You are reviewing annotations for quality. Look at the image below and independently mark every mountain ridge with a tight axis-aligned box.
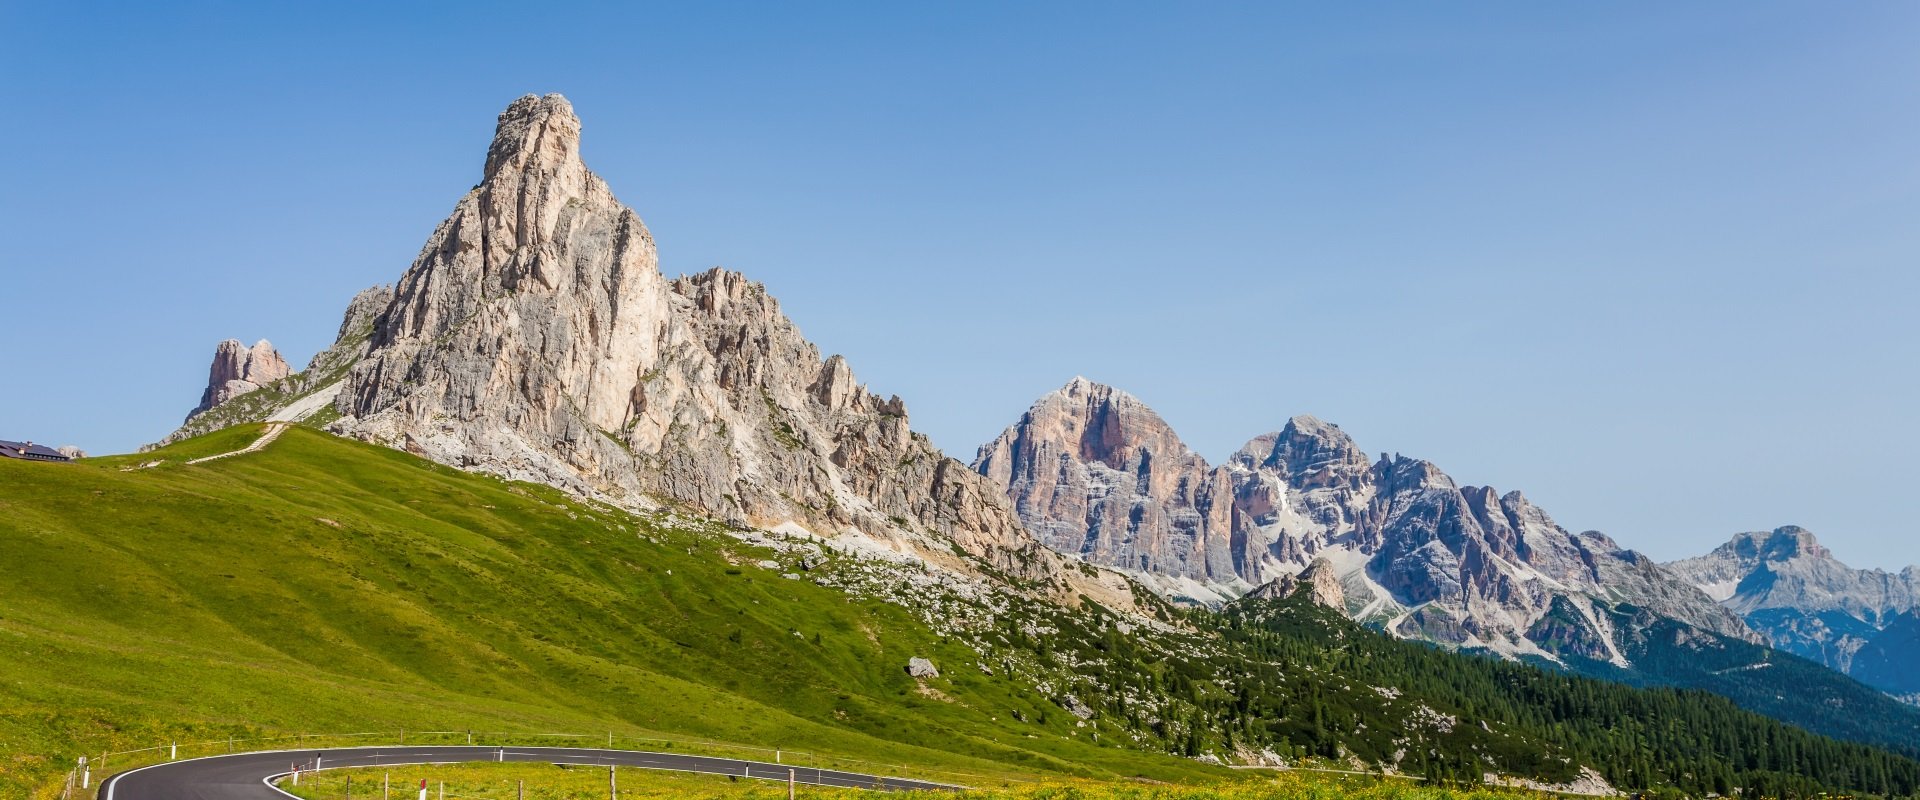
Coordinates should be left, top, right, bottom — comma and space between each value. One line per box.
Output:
974, 376, 1756, 667
1668, 526, 1920, 694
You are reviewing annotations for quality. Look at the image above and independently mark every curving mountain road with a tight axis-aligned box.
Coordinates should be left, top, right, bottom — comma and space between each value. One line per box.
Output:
99, 745, 962, 798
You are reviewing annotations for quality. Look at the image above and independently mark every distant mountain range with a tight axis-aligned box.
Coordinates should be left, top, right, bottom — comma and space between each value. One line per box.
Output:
1667, 526, 1920, 699
971, 378, 1753, 665
969, 380, 1920, 718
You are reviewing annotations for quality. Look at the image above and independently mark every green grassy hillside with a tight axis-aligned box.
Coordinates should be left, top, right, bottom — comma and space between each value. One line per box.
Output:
10, 425, 1920, 800
0, 425, 1222, 796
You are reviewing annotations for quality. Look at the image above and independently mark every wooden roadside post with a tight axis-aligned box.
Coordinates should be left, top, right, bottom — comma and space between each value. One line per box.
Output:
609, 763, 617, 799
788, 768, 797, 799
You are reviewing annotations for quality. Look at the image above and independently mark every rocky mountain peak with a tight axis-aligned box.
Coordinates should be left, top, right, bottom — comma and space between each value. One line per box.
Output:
1248, 557, 1346, 610
972, 378, 1236, 587
1234, 414, 1372, 491
979, 385, 1755, 659
1667, 527, 1920, 680
483, 93, 585, 184
188, 338, 290, 419
1060, 379, 1186, 465
974, 378, 1195, 481
1720, 526, 1832, 564
318, 95, 1109, 596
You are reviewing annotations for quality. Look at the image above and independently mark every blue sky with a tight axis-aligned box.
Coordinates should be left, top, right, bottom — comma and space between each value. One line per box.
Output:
3, 2, 1916, 566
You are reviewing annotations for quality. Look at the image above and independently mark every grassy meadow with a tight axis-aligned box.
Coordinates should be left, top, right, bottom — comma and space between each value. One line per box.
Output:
0, 425, 1223, 797
279, 761, 1538, 800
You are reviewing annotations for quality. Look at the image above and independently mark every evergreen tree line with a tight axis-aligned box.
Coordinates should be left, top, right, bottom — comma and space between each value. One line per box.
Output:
1167, 595, 1920, 799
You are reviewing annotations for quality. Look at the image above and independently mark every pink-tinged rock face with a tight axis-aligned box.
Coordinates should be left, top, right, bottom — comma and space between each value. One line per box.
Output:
975, 378, 1759, 659
189, 338, 291, 418
971, 378, 1238, 582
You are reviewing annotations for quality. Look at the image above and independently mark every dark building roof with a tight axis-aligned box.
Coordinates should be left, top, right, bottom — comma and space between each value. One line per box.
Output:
0, 440, 70, 462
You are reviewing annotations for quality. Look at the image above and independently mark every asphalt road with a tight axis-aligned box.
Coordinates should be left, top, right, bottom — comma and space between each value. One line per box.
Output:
98, 745, 963, 799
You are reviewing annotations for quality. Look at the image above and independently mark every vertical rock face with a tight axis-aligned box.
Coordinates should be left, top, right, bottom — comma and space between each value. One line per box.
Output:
1667, 527, 1920, 679
978, 378, 1755, 661
328, 94, 1059, 578
971, 378, 1238, 585
188, 339, 290, 418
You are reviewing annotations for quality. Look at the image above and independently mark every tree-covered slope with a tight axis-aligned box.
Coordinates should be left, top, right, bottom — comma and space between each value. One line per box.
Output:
1218, 593, 1920, 799
1554, 604, 1920, 759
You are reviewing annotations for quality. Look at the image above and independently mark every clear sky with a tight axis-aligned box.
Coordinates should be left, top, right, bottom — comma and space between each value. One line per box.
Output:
3, 2, 1916, 567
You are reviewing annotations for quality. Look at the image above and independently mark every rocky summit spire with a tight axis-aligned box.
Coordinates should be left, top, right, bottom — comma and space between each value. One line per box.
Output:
484, 94, 585, 183
350, 92, 663, 439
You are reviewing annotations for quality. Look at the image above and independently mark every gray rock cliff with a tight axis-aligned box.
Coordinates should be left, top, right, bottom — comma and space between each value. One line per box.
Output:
978, 378, 1756, 663
971, 378, 1238, 585
325, 94, 1087, 585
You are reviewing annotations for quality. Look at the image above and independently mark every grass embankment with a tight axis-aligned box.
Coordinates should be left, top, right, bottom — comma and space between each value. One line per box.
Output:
0, 425, 1224, 797
282, 762, 1532, 800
